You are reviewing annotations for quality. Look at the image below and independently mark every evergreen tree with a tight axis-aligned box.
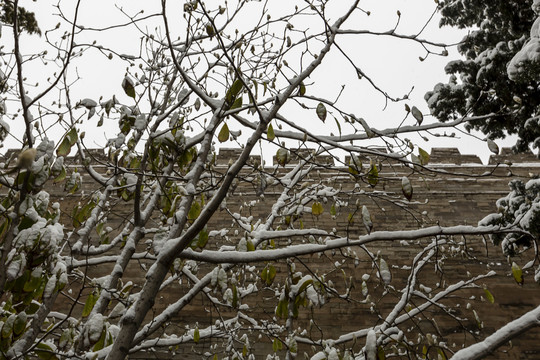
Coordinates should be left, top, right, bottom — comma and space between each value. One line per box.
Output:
425, 0, 539, 154
0, 1, 41, 36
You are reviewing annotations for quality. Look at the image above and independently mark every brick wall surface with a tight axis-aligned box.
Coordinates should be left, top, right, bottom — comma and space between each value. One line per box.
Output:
4, 147, 539, 359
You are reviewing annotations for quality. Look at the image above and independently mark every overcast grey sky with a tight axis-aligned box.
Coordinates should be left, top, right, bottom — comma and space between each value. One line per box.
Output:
2, 0, 518, 163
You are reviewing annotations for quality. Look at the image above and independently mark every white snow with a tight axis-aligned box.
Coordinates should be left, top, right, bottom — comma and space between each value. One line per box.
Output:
134, 115, 147, 130
6, 252, 26, 281
310, 351, 327, 360
365, 329, 377, 360
379, 258, 391, 285
452, 305, 540, 360
508, 5, 540, 81
43, 274, 57, 299
290, 275, 313, 296
84, 314, 105, 347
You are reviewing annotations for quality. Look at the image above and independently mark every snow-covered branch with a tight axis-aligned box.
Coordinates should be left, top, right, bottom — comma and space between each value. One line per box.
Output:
180, 225, 518, 263
451, 305, 540, 360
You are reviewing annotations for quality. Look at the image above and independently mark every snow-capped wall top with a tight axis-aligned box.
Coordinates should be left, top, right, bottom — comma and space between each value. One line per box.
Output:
2, 147, 539, 168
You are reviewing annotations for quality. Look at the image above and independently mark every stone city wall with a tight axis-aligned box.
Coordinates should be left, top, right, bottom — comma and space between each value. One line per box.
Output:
2, 147, 539, 359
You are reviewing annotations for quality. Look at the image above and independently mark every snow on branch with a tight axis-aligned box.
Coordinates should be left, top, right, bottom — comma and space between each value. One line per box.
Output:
451, 305, 540, 360
180, 225, 518, 264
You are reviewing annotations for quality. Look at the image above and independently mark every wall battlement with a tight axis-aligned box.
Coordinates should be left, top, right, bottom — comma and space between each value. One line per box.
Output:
3, 147, 538, 167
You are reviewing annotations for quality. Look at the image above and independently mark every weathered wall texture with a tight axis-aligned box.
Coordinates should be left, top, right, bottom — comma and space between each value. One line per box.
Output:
4, 147, 539, 359
213, 147, 540, 360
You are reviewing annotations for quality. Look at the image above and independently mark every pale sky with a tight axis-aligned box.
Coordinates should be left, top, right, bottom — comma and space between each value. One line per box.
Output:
2, 0, 518, 164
